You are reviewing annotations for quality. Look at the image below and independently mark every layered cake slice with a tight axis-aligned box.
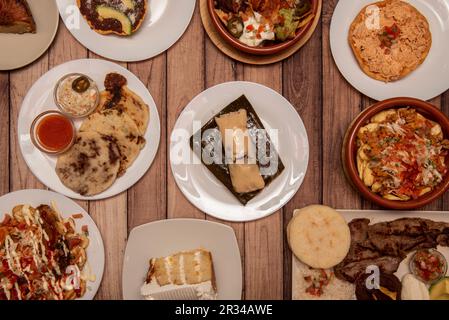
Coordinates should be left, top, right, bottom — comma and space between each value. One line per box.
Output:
141, 249, 218, 300
0, 0, 36, 34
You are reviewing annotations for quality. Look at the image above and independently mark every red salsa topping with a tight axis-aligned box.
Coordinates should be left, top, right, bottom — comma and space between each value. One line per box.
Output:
411, 249, 447, 283
304, 269, 333, 297
379, 23, 401, 51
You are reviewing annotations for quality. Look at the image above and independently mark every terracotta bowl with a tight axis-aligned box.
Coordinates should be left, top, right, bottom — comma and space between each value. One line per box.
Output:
207, 0, 318, 56
343, 97, 449, 210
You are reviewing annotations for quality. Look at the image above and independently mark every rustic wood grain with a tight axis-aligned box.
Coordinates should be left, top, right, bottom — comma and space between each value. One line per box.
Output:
243, 65, 284, 300
204, 35, 246, 299
0, 72, 9, 195
127, 54, 167, 230
89, 195, 127, 299
166, 3, 205, 220
282, 21, 323, 299
10, 55, 48, 191
322, 0, 362, 209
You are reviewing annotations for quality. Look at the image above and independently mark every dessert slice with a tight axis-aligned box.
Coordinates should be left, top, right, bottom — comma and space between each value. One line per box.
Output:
0, 0, 36, 34
141, 249, 218, 300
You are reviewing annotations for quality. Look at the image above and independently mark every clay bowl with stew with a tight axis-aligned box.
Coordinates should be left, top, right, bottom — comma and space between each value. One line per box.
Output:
207, 0, 318, 55
343, 97, 449, 210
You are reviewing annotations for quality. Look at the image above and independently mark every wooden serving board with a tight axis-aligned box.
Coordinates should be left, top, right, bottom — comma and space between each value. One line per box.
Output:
199, 0, 323, 65
292, 209, 449, 300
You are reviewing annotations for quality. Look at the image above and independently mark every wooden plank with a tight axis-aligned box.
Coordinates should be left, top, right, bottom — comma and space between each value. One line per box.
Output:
127, 55, 167, 230
166, 3, 205, 219
322, 0, 363, 209
48, 20, 89, 212
0, 72, 9, 196
48, 22, 88, 68
87, 52, 128, 300
10, 56, 48, 191
243, 65, 283, 300
204, 36, 246, 298
89, 195, 127, 299
282, 22, 323, 299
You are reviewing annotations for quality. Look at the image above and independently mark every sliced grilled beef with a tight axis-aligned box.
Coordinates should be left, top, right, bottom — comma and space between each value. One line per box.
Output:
335, 218, 449, 283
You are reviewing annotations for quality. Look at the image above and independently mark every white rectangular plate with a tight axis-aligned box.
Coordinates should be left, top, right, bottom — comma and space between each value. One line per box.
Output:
292, 210, 449, 300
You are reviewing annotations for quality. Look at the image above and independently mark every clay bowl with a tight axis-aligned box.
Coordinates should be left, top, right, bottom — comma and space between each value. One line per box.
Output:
207, 0, 318, 56
343, 97, 449, 210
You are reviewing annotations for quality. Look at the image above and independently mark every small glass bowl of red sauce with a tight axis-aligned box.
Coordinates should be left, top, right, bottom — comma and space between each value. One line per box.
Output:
30, 111, 76, 155
410, 249, 448, 285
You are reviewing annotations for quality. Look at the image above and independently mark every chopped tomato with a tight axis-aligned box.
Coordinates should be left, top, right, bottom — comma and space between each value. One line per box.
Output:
68, 237, 82, 250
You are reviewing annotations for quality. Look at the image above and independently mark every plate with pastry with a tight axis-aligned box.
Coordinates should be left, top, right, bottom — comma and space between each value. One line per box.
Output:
0, 0, 59, 70
0, 189, 105, 300
170, 81, 309, 222
56, 0, 196, 61
17, 58, 161, 200
122, 219, 242, 300
330, 0, 449, 101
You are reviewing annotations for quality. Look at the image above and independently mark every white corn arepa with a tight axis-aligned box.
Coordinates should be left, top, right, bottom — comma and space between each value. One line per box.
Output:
287, 205, 351, 269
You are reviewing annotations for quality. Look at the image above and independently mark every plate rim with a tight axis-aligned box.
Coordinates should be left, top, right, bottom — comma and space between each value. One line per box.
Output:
329, 0, 449, 101
0, 0, 59, 71
122, 218, 243, 300
55, 0, 196, 62
17, 58, 161, 201
170, 80, 310, 222
0, 188, 105, 300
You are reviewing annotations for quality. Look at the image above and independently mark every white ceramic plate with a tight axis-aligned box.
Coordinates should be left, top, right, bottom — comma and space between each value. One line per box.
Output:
170, 81, 309, 222
330, 0, 449, 101
56, 0, 196, 62
122, 219, 242, 300
0, 0, 59, 71
18, 59, 161, 200
0, 189, 104, 300
292, 209, 449, 300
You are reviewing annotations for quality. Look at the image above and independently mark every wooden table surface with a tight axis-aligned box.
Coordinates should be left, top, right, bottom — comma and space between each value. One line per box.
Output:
1, 1, 449, 300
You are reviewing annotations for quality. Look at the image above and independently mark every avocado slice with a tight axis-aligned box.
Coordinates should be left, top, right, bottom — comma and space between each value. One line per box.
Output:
430, 277, 449, 300
121, 0, 135, 10
96, 5, 133, 35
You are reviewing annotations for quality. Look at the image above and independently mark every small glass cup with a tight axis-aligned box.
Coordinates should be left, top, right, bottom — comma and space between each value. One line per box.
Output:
54, 73, 100, 119
30, 110, 76, 155
409, 249, 448, 285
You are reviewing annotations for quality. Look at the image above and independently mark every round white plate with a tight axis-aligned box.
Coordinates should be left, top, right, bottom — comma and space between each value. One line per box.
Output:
0, 189, 104, 300
56, 0, 196, 62
0, 0, 59, 71
170, 81, 309, 222
330, 0, 449, 101
122, 219, 242, 300
18, 59, 161, 200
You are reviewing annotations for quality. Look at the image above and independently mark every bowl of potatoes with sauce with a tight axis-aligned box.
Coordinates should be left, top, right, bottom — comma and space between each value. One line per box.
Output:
343, 97, 449, 210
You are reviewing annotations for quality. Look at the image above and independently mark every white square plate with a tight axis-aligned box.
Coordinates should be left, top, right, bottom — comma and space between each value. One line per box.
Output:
122, 219, 242, 300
